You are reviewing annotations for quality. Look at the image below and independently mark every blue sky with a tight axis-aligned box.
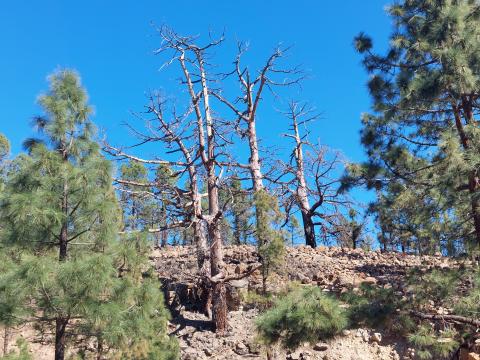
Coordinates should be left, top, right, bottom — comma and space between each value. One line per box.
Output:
0, 1, 392, 231
1, 0, 390, 155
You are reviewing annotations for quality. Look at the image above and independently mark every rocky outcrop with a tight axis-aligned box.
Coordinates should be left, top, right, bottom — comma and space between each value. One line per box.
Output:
152, 245, 475, 360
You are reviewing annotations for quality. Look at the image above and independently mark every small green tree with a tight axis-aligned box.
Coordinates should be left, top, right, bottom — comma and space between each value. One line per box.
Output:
0, 133, 10, 193
256, 286, 347, 350
254, 190, 286, 294
119, 161, 150, 231
0, 70, 178, 360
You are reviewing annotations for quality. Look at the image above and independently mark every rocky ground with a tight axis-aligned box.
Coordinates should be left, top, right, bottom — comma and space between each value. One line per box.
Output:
152, 245, 477, 360
2, 245, 478, 359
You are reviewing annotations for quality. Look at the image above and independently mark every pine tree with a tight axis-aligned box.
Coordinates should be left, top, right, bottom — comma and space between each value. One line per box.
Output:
0, 70, 178, 360
256, 286, 347, 351
119, 161, 150, 231
219, 178, 253, 245
351, 0, 480, 253
254, 190, 285, 294
0, 134, 8, 164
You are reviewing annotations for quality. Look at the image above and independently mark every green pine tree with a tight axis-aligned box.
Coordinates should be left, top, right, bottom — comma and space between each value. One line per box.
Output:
0, 70, 178, 360
254, 190, 286, 294
348, 0, 480, 253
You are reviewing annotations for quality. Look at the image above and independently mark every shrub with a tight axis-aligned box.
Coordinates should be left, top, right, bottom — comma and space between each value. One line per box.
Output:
255, 286, 347, 350
0, 339, 32, 360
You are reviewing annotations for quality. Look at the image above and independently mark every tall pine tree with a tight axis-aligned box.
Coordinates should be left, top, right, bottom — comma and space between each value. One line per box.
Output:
351, 0, 480, 253
0, 70, 177, 360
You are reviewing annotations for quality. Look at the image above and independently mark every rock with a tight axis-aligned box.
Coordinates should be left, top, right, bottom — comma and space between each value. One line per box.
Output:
204, 348, 213, 356
229, 278, 248, 288
362, 333, 370, 342
295, 273, 310, 284
342, 329, 351, 336
289, 350, 303, 360
460, 349, 480, 360
313, 342, 329, 351
361, 276, 377, 285
370, 332, 382, 343
233, 341, 249, 355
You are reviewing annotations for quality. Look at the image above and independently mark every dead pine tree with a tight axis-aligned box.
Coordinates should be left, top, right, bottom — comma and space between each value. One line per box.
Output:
153, 26, 242, 334
279, 101, 352, 247
104, 94, 210, 271
212, 43, 303, 249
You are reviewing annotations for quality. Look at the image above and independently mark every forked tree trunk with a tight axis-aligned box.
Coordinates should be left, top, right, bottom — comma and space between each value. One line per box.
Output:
291, 112, 317, 248
189, 48, 227, 333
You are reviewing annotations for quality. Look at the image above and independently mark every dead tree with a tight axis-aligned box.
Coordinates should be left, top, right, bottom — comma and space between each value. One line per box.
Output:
280, 101, 352, 247
212, 43, 303, 247
154, 27, 232, 334
104, 94, 209, 270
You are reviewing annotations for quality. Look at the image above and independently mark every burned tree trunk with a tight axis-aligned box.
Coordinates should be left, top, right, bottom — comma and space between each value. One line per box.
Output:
288, 102, 317, 248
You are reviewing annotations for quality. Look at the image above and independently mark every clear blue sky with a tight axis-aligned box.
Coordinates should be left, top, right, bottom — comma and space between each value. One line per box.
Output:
1, 0, 390, 155
0, 1, 391, 225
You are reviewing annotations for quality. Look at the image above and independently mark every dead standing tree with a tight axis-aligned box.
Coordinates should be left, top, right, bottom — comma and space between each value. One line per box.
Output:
212, 43, 303, 248
105, 93, 210, 270
154, 27, 232, 334
280, 101, 352, 247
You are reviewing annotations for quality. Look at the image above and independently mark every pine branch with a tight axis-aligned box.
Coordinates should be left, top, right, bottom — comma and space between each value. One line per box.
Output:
410, 310, 480, 327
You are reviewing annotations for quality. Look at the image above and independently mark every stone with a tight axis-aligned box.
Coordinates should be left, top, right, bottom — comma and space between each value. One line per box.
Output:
204, 348, 213, 356
361, 276, 378, 285
460, 349, 480, 360
370, 332, 382, 343
289, 350, 303, 360
229, 278, 248, 288
342, 329, 351, 336
233, 341, 249, 355
313, 342, 329, 351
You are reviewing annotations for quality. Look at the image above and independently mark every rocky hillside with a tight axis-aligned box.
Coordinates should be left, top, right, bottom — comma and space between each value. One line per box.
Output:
2, 246, 477, 359
152, 245, 478, 360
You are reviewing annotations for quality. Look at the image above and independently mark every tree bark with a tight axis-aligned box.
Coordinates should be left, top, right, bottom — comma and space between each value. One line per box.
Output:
452, 101, 480, 248
301, 211, 316, 248
55, 318, 68, 360
3, 326, 9, 356
291, 110, 317, 248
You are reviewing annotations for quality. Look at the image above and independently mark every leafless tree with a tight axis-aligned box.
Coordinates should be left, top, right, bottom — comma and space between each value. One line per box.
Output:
280, 101, 352, 247
104, 94, 209, 270
212, 43, 304, 247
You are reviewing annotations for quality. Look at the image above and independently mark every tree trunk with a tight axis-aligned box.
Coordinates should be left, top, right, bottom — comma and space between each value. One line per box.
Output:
207, 178, 226, 333
452, 101, 480, 248
247, 119, 264, 194
197, 51, 227, 334
246, 118, 268, 248
194, 219, 208, 270
211, 281, 227, 334
301, 212, 316, 248
55, 318, 68, 360
59, 179, 68, 261
3, 326, 9, 356
292, 113, 317, 248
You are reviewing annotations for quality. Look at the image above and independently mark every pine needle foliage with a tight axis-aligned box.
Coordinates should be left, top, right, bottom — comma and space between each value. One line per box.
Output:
255, 286, 347, 350
0, 339, 32, 360
254, 190, 286, 293
344, 266, 480, 360
0, 70, 178, 360
347, 0, 480, 253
